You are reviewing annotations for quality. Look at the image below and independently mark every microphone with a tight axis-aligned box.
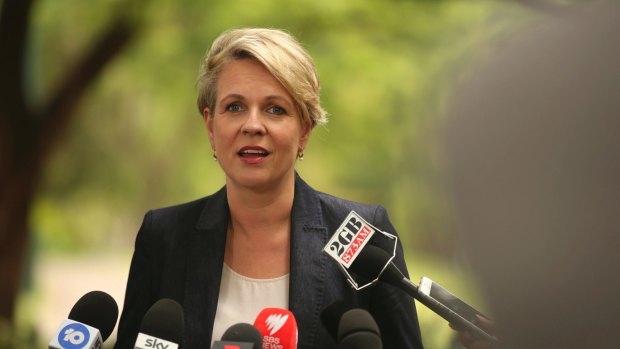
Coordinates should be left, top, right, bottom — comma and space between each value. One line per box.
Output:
320, 300, 354, 341
211, 323, 263, 349
48, 290, 118, 349
253, 308, 298, 349
337, 308, 382, 349
349, 245, 498, 344
134, 298, 184, 349
322, 211, 399, 291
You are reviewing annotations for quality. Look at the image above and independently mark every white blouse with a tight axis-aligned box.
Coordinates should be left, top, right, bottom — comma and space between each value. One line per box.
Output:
211, 263, 289, 345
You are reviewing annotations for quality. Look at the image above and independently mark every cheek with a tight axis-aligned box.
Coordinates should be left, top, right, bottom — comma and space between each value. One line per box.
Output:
280, 136, 302, 156
211, 122, 235, 145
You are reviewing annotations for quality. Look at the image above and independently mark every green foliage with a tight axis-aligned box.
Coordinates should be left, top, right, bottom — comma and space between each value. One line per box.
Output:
31, 0, 527, 252
0, 296, 40, 349
24, 0, 530, 347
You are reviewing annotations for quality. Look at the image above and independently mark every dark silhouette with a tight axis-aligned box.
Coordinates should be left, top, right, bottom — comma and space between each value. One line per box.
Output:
445, 1, 620, 348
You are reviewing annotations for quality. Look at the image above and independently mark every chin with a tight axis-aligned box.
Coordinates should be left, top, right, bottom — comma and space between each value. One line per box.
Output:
228, 171, 293, 191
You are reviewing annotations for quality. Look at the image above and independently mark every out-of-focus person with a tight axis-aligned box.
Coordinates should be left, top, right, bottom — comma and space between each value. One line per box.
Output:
444, 1, 620, 349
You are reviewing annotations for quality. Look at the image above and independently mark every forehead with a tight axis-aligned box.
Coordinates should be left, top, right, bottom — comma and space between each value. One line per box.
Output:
216, 58, 293, 101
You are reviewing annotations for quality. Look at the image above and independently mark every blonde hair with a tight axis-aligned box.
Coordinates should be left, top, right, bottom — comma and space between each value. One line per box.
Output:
197, 28, 328, 128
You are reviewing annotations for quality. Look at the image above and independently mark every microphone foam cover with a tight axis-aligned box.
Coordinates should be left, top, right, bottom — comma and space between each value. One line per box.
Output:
320, 300, 354, 341
68, 290, 118, 342
337, 308, 382, 349
348, 245, 404, 285
221, 323, 263, 348
140, 298, 184, 344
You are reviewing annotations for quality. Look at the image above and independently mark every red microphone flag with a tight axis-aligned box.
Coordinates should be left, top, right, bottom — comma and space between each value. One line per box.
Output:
253, 308, 298, 349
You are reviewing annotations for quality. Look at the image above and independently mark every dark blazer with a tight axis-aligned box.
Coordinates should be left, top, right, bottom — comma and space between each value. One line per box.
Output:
114, 175, 424, 349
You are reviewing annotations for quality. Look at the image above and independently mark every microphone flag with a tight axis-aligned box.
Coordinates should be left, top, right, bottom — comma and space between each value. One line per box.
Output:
49, 319, 103, 349
322, 210, 398, 290
253, 308, 298, 349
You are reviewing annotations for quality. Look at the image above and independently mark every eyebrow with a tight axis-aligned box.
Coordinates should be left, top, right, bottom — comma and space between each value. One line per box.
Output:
219, 93, 245, 103
265, 95, 294, 107
218, 94, 295, 107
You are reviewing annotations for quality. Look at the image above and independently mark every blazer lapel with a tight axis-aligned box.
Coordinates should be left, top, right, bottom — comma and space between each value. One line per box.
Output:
185, 187, 229, 348
289, 175, 330, 348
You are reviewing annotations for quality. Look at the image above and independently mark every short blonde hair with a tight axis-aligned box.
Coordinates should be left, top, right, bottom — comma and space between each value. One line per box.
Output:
197, 28, 328, 128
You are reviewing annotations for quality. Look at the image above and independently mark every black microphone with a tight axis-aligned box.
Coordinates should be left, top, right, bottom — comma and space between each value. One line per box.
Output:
349, 245, 498, 344
337, 308, 382, 349
212, 323, 263, 349
48, 290, 118, 349
320, 300, 354, 341
134, 298, 184, 349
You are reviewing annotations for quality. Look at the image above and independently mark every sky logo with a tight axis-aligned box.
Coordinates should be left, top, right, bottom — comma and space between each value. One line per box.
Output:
58, 323, 90, 349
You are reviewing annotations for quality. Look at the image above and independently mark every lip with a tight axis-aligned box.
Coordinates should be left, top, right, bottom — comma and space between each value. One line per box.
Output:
237, 145, 270, 164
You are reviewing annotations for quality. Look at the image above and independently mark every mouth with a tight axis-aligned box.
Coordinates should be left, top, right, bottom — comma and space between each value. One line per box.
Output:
238, 147, 270, 158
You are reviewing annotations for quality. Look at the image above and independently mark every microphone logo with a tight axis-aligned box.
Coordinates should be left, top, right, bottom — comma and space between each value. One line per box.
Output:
323, 210, 399, 290
254, 308, 298, 349
265, 314, 288, 335
323, 211, 376, 267
58, 323, 90, 348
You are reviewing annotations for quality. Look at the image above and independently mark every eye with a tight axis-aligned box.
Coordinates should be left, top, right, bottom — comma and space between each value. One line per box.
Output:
267, 105, 287, 115
226, 103, 243, 113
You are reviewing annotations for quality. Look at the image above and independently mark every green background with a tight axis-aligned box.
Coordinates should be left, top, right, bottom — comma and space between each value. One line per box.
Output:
5, 0, 538, 347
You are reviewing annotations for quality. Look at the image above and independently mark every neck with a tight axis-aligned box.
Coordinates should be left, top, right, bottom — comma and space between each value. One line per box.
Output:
225, 176, 296, 235
223, 175, 295, 277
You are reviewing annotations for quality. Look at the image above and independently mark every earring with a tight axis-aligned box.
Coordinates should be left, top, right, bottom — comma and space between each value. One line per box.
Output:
212, 150, 217, 161
297, 149, 304, 161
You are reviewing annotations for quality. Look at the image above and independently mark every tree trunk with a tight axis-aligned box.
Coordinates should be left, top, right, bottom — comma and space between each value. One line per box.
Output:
0, 166, 37, 322
0, 0, 137, 326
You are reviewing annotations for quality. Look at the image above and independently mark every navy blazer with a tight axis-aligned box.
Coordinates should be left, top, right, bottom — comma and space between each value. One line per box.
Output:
114, 175, 424, 349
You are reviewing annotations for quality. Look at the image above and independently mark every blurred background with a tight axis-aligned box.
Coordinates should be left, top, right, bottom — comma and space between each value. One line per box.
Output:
0, 0, 567, 348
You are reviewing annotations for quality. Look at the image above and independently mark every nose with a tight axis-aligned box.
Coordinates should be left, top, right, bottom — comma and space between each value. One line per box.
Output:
241, 108, 266, 135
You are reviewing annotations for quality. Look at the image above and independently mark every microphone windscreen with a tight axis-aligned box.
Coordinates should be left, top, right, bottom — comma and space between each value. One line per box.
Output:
140, 298, 184, 344
221, 323, 263, 348
338, 308, 382, 349
348, 245, 403, 284
321, 300, 354, 340
68, 290, 118, 341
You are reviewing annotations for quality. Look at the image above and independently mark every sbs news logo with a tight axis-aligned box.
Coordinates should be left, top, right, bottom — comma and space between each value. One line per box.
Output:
261, 313, 290, 349
265, 313, 288, 335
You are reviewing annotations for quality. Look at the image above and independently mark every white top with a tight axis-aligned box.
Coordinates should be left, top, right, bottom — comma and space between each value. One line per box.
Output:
211, 263, 289, 345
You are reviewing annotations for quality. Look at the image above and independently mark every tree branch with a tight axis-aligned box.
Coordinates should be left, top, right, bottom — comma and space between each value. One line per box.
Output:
36, 17, 137, 156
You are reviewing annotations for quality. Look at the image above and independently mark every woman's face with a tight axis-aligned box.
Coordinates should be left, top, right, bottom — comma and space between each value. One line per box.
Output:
204, 58, 311, 191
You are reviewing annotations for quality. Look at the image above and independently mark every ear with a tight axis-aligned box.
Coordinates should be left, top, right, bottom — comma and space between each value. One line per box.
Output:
299, 120, 313, 150
203, 107, 216, 150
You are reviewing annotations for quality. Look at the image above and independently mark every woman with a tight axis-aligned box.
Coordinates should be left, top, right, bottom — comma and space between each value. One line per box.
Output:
114, 28, 424, 349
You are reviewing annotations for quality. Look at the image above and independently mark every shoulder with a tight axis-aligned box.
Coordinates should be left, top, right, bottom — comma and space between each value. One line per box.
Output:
133, 187, 226, 252
148, 196, 208, 223
146, 187, 226, 227
295, 175, 391, 231
315, 190, 386, 221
